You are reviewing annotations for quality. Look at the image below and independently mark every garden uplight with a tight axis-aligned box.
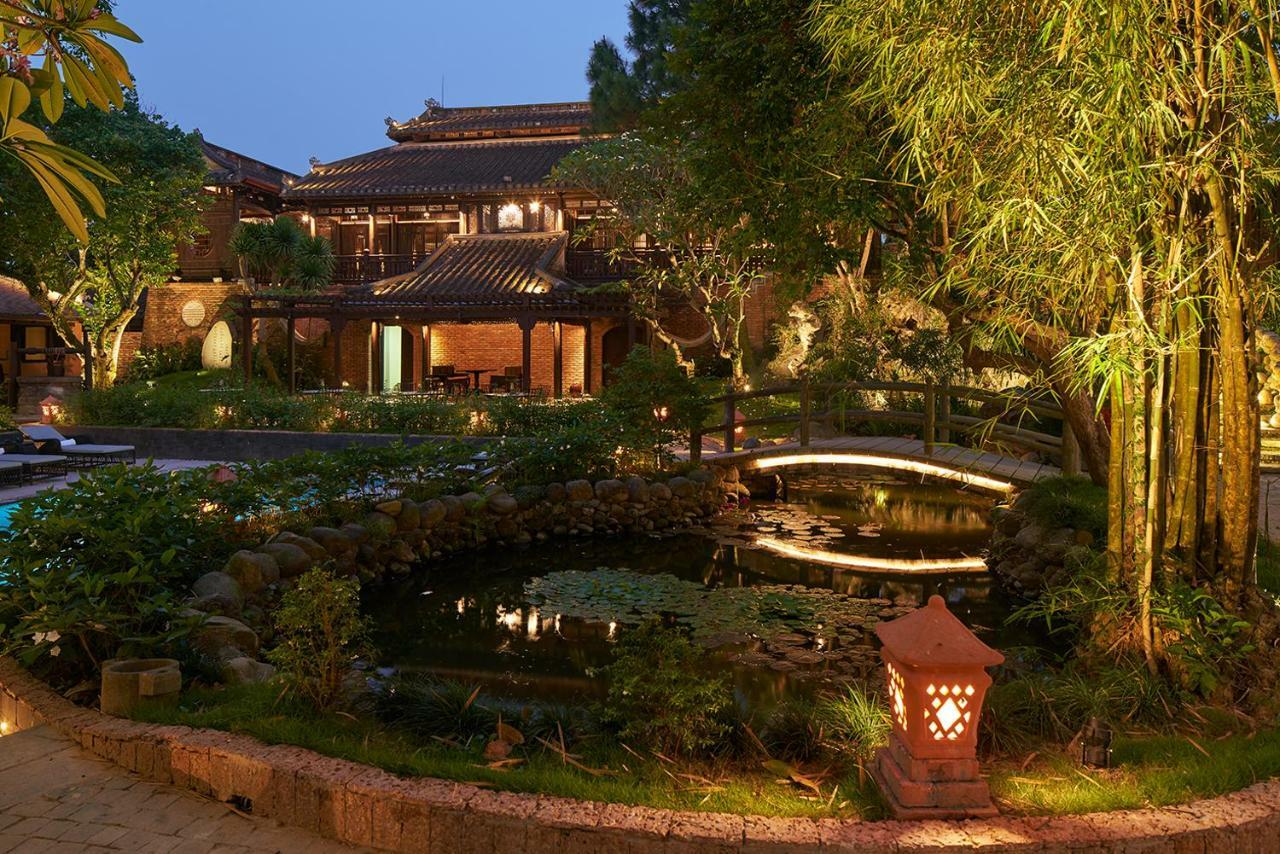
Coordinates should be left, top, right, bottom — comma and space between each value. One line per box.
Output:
872, 594, 1003, 819
39, 395, 63, 424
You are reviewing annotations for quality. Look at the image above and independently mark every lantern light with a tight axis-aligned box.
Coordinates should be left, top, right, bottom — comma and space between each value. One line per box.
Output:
39, 395, 63, 425
871, 594, 1004, 819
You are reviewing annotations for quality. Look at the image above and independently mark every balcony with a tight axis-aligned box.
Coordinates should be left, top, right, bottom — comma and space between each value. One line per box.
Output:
333, 253, 428, 286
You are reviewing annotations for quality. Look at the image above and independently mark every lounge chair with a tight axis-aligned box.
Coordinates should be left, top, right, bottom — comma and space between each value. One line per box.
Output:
0, 460, 24, 486
0, 451, 68, 480
19, 425, 136, 468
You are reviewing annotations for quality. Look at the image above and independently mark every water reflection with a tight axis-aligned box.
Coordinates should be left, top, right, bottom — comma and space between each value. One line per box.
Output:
365, 475, 1020, 711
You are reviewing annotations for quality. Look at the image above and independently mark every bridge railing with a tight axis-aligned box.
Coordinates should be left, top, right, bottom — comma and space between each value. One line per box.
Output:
690, 378, 1080, 474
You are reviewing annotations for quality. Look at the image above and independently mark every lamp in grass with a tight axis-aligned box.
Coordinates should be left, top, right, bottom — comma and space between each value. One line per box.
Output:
872, 594, 1003, 818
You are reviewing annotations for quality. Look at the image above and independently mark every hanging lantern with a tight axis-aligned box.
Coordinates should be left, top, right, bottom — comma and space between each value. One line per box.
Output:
872, 594, 1003, 818
39, 395, 63, 425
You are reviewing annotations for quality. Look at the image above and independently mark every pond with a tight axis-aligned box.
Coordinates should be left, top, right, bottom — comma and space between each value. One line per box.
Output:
364, 474, 1025, 713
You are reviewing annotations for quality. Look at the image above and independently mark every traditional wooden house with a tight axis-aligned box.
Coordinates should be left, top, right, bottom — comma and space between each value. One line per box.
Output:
235, 100, 651, 396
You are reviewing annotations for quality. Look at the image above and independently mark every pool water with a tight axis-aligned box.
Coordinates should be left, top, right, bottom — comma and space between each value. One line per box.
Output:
364, 475, 1027, 712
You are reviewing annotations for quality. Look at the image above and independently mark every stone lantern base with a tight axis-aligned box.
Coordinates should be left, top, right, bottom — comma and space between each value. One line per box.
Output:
872, 733, 999, 819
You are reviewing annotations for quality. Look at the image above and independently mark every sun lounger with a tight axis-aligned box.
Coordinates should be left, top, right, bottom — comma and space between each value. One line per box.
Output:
0, 460, 23, 486
18, 425, 136, 468
0, 452, 68, 480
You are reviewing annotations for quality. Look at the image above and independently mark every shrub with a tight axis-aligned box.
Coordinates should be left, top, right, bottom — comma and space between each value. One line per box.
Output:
815, 685, 890, 765
267, 567, 373, 710
0, 464, 223, 685
126, 338, 202, 382
596, 620, 734, 756
599, 348, 707, 468
1016, 475, 1108, 542
374, 675, 496, 740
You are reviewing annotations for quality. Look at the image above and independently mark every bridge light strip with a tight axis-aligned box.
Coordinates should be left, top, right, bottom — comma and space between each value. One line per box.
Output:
753, 536, 990, 573
744, 452, 1016, 495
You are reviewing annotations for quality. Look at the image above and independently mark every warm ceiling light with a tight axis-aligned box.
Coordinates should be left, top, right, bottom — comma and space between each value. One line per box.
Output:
744, 452, 1015, 494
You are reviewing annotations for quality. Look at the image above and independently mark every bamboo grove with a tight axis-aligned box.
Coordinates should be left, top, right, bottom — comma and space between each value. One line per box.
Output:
815, 0, 1280, 674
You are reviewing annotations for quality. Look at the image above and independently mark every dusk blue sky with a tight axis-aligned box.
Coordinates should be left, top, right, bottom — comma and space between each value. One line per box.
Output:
117, 1, 631, 175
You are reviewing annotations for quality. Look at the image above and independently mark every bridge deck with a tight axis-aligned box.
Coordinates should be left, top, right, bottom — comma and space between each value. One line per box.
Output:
697, 436, 1061, 488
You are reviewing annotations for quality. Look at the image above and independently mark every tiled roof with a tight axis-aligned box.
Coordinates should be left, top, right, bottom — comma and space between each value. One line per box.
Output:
374, 232, 568, 299
0, 275, 45, 319
198, 135, 298, 194
388, 102, 592, 142
284, 137, 587, 199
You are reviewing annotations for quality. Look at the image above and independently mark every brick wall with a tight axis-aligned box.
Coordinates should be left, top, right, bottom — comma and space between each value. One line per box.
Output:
140, 282, 247, 351
328, 320, 615, 395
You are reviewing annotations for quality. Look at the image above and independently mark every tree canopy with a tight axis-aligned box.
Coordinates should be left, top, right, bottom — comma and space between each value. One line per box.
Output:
0, 95, 208, 386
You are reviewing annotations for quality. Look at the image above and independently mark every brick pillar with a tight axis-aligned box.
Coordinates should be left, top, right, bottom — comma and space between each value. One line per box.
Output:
518, 316, 534, 394
583, 318, 593, 395
552, 321, 563, 398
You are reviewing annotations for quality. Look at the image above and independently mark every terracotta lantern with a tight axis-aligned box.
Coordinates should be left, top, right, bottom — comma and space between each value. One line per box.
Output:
39, 395, 63, 425
872, 594, 1004, 819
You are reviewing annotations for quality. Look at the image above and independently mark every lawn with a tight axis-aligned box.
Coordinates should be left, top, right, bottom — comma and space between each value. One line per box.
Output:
134, 683, 1280, 820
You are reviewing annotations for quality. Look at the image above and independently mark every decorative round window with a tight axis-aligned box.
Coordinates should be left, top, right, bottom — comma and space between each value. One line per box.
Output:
181, 300, 206, 328
190, 232, 213, 258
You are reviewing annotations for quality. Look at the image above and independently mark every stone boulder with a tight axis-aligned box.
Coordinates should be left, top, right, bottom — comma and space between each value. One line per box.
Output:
375, 500, 402, 516
361, 511, 397, 539
223, 551, 278, 595
273, 532, 327, 562
257, 542, 312, 578
192, 572, 243, 613
396, 500, 421, 532
594, 479, 627, 502
194, 615, 259, 657
340, 522, 370, 544
487, 492, 519, 515
668, 476, 696, 498
220, 657, 276, 686
626, 476, 650, 504
566, 480, 594, 501
420, 499, 447, 527
308, 526, 358, 556
545, 482, 567, 503
442, 495, 465, 521
650, 482, 673, 502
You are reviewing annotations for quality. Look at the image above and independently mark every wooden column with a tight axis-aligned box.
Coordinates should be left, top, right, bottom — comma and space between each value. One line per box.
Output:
81, 338, 93, 392
923, 380, 936, 455
583, 318, 593, 395
286, 315, 297, 394
1061, 419, 1082, 476
331, 318, 345, 389
422, 324, 432, 380
240, 314, 253, 385
7, 324, 20, 408
552, 321, 563, 398
370, 321, 382, 394
519, 317, 534, 394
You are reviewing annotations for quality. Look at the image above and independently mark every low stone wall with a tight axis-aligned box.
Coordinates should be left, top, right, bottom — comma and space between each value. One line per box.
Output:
2, 658, 1279, 852
189, 468, 737, 683
59, 425, 492, 462
986, 494, 1096, 595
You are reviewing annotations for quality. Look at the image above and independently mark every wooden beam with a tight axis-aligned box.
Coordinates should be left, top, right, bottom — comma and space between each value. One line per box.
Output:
241, 314, 253, 385
370, 321, 382, 394
552, 321, 563, 398
422, 323, 432, 379
286, 315, 296, 394
583, 318, 593, 395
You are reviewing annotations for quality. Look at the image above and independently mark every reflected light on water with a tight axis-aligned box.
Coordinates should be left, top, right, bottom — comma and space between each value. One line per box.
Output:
754, 535, 989, 573
747, 453, 1016, 494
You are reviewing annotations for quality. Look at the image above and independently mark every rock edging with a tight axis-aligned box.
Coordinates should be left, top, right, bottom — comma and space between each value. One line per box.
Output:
189, 468, 737, 684
3, 658, 1280, 852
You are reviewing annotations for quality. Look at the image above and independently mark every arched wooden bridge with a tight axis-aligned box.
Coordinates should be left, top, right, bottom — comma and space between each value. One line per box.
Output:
688, 379, 1072, 493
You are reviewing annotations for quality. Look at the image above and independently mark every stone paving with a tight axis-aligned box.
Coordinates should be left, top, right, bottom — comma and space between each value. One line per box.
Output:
0, 726, 368, 854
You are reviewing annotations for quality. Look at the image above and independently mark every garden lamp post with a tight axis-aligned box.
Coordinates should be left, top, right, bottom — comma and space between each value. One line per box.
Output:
872, 594, 1003, 818
39, 395, 62, 424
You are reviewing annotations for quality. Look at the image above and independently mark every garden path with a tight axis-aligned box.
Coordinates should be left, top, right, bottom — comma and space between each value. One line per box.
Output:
0, 726, 369, 853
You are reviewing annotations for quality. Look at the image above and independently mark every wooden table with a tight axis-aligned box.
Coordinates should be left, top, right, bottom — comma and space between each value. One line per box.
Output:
463, 368, 497, 391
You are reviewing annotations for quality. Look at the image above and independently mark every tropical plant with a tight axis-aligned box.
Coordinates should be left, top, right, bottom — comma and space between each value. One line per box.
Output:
597, 620, 734, 756
267, 567, 374, 710
0, 0, 139, 242
230, 215, 334, 291
0, 463, 222, 685
0, 96, 208, 387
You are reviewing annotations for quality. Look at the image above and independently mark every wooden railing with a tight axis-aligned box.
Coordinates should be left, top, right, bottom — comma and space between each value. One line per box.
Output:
690, 378, 1081, 475
332, 253, 427, 285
